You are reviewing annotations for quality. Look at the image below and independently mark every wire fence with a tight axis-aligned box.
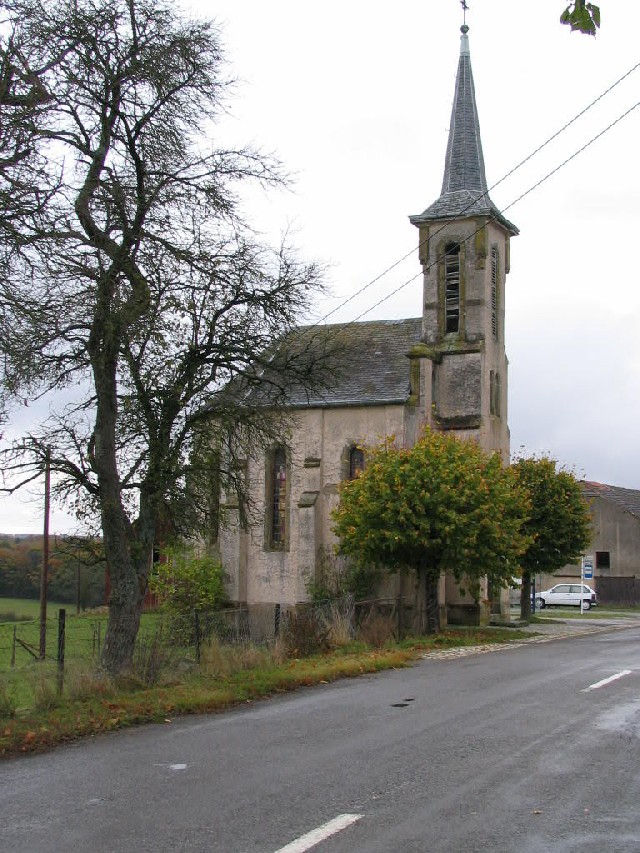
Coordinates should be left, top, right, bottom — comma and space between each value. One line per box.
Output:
0, 595, 412, 683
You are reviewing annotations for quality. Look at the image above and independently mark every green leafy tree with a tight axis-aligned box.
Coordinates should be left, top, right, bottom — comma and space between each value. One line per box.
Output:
332, 430, 531, 633
560, 2, 600, 35
512, 456, 591, 618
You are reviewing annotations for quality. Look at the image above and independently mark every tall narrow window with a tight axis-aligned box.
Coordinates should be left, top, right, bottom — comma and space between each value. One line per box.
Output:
489, 370, 496, 415
444, 243, 460, 334
490, 370, 501, 417
491, 246, 499, 339
270, 447, 287, 546
349, 446, 365, 479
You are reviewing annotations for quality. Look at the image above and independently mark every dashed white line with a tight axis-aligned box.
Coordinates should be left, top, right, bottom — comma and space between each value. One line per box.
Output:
581, 670, 633, 692
274, 813, 363, 853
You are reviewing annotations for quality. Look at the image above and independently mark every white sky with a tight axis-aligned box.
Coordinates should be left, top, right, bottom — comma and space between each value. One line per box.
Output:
2, 0, 639, 533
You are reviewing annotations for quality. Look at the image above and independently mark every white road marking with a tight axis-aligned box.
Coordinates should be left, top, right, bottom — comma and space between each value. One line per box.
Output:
274, 813, 363, 853
581, 670, 633, 692
153, 763, 187, 771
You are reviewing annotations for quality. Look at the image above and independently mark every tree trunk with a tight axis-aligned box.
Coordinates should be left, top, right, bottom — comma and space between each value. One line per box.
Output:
89, 284, 141, 674
415, 562, 440, 634
101, 487, 157, 673
425, 572, 440, 634
102, 583, 143, 673
520, 570, 532, 619
88, 247, 156, 673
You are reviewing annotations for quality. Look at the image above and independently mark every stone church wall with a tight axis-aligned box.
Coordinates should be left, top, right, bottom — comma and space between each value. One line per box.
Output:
221, 402, 414, 607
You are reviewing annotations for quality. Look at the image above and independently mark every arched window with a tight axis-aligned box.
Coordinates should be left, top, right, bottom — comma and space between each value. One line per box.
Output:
348, 446, 365, 480
444, 243, 460, 334
269, 447, 288, 547
491, 246, 499, 339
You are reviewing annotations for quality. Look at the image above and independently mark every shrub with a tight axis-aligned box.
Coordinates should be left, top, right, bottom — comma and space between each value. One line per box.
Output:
131, 632, 177, 686
64, 664, 113, 702
31, 666, 60, 711
357, 609, 396, 649
306, 548, 383, 603
149, 545, 226, 615
199, 637, 284, 677
282, 608, 331, 658
325, 601, 355, 649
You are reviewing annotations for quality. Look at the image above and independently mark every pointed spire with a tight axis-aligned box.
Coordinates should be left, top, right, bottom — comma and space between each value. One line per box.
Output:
410, 25, 518, 234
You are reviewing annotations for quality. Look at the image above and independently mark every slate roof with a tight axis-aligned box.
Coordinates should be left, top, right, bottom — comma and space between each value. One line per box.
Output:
582, 481, 640, 520
410, 26, 518, 236
277, 317, 422, 408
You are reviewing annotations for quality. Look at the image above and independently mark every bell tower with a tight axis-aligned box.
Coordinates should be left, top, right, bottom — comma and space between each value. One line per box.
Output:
409, 23, 518, 460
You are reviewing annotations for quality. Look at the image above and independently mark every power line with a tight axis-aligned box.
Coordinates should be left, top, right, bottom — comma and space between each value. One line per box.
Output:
314, 59, 640, 328
324, 93, 640, 330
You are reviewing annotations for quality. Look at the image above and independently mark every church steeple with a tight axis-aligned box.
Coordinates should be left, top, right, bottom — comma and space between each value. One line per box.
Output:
410, 25, 518, 235
408, 19, 516, 465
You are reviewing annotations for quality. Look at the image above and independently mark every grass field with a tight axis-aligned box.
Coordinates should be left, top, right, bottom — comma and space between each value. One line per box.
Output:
0, 604, 165, 710
0, 609, 108, 672
0, 607, 166, 672
0, 597, 68, 620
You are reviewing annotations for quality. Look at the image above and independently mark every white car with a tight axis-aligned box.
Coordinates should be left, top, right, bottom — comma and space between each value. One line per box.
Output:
535, 583, 597, 610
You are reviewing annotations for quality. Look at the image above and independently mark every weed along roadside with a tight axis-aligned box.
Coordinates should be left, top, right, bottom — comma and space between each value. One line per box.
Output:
0, 620, 532, 758
4, 608, 640, 759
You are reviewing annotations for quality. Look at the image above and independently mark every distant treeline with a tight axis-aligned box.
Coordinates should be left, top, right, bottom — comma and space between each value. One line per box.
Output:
0, 534, 105, 609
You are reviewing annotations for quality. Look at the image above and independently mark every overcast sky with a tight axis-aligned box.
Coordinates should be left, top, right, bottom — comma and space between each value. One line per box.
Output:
2, 0, 639, 533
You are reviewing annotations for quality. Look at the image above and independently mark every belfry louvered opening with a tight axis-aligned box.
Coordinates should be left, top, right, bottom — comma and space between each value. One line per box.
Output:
444, 242, 461, 334
491, 245, 498, 339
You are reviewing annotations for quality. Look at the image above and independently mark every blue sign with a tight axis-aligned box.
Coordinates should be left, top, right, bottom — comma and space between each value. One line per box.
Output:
583, 556, 594, 580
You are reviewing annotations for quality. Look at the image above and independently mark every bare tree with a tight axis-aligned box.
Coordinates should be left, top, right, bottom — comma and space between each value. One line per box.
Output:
0, 0, 329, 673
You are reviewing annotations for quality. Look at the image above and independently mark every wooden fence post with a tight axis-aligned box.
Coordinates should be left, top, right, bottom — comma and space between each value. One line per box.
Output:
57, 609, 66, 696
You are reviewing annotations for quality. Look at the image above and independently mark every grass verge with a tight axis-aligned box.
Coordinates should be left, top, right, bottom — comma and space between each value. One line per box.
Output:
535, 607, 640, 620
0, 627, 527, 758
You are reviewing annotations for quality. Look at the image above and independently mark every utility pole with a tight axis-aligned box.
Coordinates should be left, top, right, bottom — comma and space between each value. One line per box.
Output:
39, 447, 51, 660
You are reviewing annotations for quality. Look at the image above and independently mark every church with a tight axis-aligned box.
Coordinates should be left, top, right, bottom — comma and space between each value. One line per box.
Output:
218, 23, 518, 627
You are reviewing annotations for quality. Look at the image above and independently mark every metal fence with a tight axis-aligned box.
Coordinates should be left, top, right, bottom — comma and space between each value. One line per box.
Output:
0, 609, 100, 672
0, 596, 410, 681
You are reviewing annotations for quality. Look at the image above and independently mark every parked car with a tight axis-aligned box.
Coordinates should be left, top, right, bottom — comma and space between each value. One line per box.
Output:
535, 583, 597, 610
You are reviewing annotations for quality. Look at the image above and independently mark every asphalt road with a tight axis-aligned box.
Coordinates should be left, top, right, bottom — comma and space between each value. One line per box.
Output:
3, 624, 640, 853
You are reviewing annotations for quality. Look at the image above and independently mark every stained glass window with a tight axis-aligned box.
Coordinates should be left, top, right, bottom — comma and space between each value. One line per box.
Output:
271, 447, 287, 546
349, 446, 365, 480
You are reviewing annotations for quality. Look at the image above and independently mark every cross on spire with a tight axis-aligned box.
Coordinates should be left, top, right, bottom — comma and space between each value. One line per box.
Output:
461, 1, 469, 28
